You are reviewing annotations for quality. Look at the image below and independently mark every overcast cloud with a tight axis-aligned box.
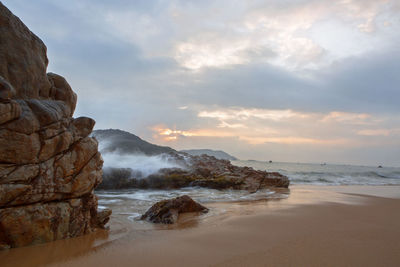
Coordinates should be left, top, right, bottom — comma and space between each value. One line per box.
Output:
4, 0, 400, 166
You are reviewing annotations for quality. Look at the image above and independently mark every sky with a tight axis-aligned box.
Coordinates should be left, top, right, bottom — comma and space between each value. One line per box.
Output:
4, 0, 400, 166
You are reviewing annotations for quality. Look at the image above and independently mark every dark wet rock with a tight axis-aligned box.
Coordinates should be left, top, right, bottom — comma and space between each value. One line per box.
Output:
141, 195, 208, 224
97, 209, 112, 228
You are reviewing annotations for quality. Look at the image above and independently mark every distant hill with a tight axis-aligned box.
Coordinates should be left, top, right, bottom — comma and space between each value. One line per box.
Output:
92, 129, 176, 155
180, 149, 238, 161
92, 129, 238, 161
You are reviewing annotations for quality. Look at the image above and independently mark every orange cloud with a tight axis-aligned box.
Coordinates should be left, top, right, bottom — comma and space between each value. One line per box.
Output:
152, 125, 236, 142
321, 111, 371, 124
239, 136, 349, 145
152, 125, 349, 146
151, 108, 396, 147
357, 129, 393, 136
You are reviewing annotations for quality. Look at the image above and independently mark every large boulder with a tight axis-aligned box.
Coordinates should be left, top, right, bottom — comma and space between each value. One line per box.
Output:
141, 195, 209, 224
0, 3, 110, 249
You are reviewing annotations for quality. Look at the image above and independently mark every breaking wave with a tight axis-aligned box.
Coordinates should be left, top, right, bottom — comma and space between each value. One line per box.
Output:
101, 152, 184, 178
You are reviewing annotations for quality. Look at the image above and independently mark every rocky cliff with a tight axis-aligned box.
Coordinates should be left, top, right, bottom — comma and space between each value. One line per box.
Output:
93, 129, 176, 155
0, 3, 110, 249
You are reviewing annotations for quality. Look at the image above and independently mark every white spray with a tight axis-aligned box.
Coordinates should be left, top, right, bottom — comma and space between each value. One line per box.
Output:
101, 152, 183, 178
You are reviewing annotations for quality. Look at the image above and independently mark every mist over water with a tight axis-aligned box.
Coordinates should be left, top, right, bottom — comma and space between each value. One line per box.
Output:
101, 152, 184, 178
97, 139, 185, 178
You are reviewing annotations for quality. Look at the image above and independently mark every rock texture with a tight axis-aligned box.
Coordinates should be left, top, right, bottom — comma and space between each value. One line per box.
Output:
0, 3, 110, 249
100, 153, 289, 192
141, 195, 208, 224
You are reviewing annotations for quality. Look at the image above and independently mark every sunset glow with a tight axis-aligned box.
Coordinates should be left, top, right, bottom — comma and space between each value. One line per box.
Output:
151, 108, 398, 149
8, 0, 399, 165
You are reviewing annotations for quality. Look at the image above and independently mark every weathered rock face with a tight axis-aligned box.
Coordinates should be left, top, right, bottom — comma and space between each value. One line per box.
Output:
141, 195, 208, 224
0, 3, 51, 100
0, 3, 110, 249
100, 153, 290, 192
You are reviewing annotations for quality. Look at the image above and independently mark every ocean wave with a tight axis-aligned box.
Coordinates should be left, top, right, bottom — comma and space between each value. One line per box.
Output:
96, 187, 284, 204
287, 171, 400, 185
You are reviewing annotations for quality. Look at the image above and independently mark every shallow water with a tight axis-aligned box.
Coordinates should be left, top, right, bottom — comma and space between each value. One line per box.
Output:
96, 187, 289, 230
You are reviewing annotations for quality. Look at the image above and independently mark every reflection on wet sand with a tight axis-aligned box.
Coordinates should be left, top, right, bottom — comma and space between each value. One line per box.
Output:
3, 185, 399, 267
1, 189, 291, 266
0, 229, 109, 267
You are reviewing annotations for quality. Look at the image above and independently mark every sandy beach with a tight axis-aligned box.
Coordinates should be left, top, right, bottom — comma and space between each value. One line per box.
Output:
1, 185, 400, 267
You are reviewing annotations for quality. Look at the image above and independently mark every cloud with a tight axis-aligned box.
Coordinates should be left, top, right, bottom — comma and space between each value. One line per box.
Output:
170, 0, 396, 70
198, 108, 309, 121
357, 129, 390, 136
238, 136, 349, 146
3, 0, 400, 166
175, 37, 253, 70
357, 128, 400, 137
151, 107, 400, 153
320, 112, 372, 124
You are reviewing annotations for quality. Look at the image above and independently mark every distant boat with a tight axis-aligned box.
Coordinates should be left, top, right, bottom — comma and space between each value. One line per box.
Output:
321, 163, 327, 166
268, 160, 272, 163
378, 165, 383, 168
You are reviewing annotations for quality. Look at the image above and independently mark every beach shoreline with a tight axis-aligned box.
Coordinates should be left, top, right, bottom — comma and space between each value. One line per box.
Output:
2, 185, 400, 267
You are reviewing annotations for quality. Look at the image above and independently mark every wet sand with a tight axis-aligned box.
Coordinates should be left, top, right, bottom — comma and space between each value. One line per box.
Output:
2, 185, 400, 267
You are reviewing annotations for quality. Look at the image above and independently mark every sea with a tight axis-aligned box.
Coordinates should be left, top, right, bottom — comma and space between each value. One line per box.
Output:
96, 160, 400, 224
234, 160, 400, 186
